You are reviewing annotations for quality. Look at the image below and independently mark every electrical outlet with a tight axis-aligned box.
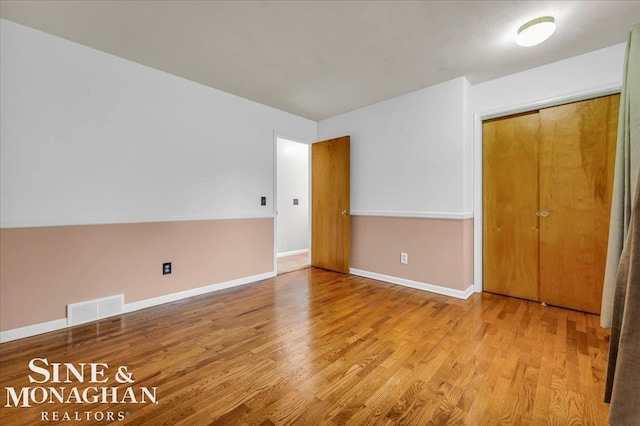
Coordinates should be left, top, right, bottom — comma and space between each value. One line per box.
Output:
400, 252, 408, 264
163, 262, 172, 275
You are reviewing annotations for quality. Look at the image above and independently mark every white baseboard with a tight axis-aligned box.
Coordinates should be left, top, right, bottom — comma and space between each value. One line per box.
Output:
0, 271, 275, 344
124, 271, 274, 313
0, 318, 68, 344
350, 268, 475, 300
276, 249, 309, 258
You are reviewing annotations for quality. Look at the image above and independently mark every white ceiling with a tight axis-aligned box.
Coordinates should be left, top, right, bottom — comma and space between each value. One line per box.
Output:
1, 1, 639, 121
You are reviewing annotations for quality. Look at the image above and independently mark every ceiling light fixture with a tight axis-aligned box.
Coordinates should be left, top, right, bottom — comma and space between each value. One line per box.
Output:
516, 16, 556, 47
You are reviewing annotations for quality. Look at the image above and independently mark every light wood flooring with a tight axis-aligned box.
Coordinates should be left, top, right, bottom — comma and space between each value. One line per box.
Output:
0, 268, 610, 425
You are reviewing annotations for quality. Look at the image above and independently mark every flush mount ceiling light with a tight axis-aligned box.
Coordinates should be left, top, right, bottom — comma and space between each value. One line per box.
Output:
516, 16, 556, 47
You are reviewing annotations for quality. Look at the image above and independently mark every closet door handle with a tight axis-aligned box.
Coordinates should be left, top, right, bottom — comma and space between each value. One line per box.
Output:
536, 210, 550, 217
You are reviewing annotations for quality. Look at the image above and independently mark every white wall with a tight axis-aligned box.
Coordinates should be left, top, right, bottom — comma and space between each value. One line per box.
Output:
470, 42, 626, 292
318, 77, 471, 216
276, 137, 309, 254
462, 78, 473, 213
0, 19, 317, 228
470, 43, 626, 115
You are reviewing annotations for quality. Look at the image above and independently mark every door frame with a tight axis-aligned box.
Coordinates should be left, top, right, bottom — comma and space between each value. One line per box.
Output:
273, 133, 312, 275
473, 85, 621, 293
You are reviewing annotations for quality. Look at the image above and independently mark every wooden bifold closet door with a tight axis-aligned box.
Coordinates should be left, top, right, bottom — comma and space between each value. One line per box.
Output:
483, 94, 619, 314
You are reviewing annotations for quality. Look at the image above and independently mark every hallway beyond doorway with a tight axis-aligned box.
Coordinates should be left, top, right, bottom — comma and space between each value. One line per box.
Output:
277, 252, 310, 275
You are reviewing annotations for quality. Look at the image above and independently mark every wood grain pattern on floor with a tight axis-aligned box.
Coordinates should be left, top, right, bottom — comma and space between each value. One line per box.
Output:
0, 268, 610, 425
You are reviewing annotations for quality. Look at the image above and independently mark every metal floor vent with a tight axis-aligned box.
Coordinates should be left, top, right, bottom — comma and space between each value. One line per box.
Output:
67, 294, 124, 326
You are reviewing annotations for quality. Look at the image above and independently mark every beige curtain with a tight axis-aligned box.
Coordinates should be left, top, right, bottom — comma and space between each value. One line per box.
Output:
606, 168, 640, 424
603, 23, 640, 426
601, 24, 640, 327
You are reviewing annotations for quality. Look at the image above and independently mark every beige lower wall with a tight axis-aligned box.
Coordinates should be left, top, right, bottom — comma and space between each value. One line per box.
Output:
463, 219, 474, 288
1, 215, 473, 332
351, 216, 473, 291
0, 218, 273, 331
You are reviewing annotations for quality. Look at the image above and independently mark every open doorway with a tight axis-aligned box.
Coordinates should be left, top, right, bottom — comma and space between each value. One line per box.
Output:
275, 136, 310, 274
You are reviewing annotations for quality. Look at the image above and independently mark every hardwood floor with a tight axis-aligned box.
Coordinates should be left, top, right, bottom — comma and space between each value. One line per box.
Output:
0, 268, 610, 425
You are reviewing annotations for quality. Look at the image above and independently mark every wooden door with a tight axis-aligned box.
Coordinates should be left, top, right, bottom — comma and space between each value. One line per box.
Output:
538, 95, 619, 313
483, 112, 540, 301
311, 136, 350, 273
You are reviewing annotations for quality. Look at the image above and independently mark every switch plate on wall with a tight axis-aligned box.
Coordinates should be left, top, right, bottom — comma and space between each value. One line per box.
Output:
400, 253, 408, 264
261, 196, 267, 206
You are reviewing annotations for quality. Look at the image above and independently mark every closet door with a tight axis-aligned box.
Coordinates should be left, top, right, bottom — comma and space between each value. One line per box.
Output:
483, 112, 540, 301
538, 95, 619, 314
